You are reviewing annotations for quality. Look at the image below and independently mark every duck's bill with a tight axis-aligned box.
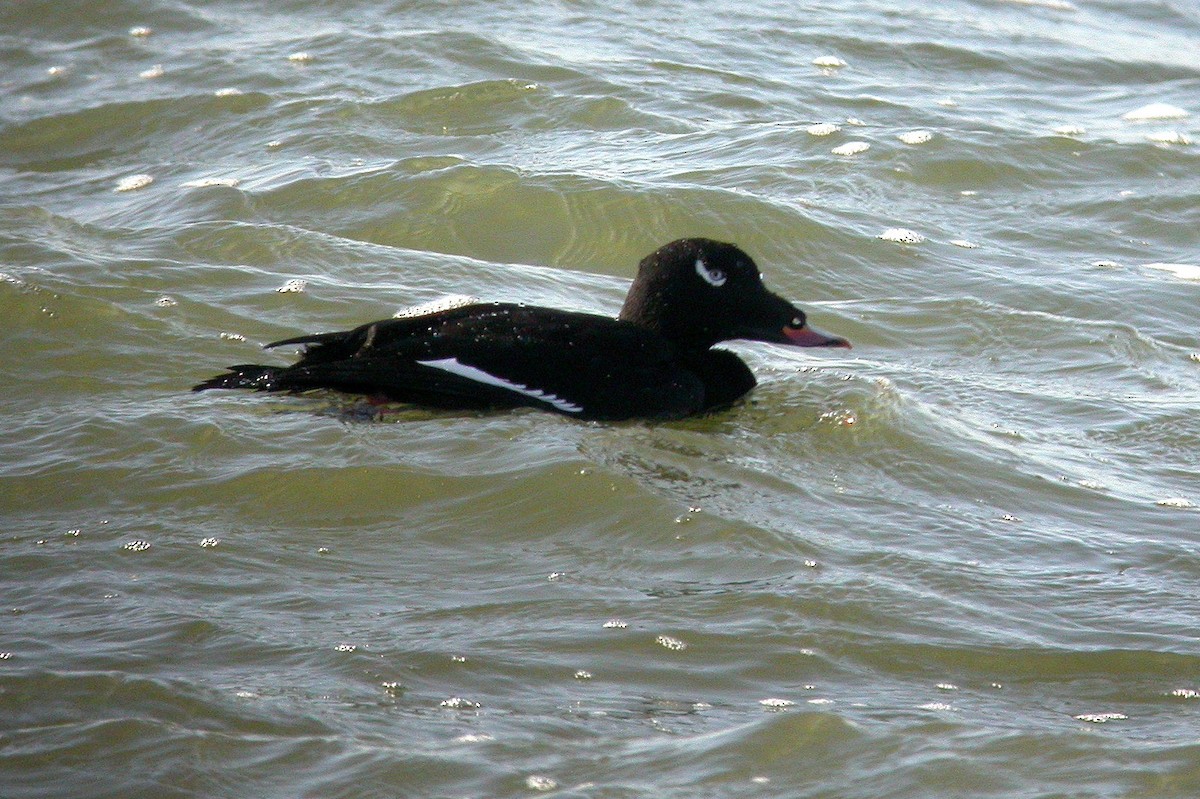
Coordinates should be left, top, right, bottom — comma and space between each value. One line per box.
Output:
783, 324, 852, 348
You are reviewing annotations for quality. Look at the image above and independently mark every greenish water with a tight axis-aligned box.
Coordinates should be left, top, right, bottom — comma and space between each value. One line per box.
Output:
2, 1, 1199, 797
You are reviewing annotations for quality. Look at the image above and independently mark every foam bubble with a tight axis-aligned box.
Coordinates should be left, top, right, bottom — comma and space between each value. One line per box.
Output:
656, 634, 687, 651
1075, 712, 1127, 723
1145, 130, 1191, 145
139, 64, 164, 79
759, 698, 795, 709
129, 25, 152, 37
898, 130, 933, 145
879, 228, 925, 244
440, 696, 481, 709
454, 733, 494, 742
526, 776, 557, 791
182, 177, 240, 188
393, 294, 478, 319
1144, 263, 1200, 281
114, 174, 153, 192
1122, 102, 1188, 121
812, 55, 847, 68
602, 618, 628, 629
806, 122, 840, 136
276, 278, 308, 293
950, 239, 978, 249
832, 141, 869, 156
1053, 124, 1086, 136
1156, 497, 1194, 508
1005, 0, 1075, 9
214, 87, 243, 97
288, 52, 314, 63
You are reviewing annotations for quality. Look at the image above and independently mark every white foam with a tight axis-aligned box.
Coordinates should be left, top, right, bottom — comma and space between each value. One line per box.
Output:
898, 130, 933, 145
139, 64, 164, 79
1074, 712, 1127, 723
832, 141, 869, 156
950, 239, 978, 249
1122, 102, 1188, 121
655, 634, 687, 651
879, 228, 925, 244
1144, 263, 1200, 281
182, 177, 240, 188
1053, 124, 1086, 136
806, 122, 840, 136
393, 294, 478, 318
454, 733, 494, 743
1145, 130, 1191, 145
114, 174, 153, 192
288, 51, 314, 63
812, 55, 847, 68
416, 357, 583, 414
276, 278, 308, 293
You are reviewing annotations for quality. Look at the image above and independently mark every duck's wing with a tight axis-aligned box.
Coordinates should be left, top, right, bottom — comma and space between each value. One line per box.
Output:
203, 303, 706, 420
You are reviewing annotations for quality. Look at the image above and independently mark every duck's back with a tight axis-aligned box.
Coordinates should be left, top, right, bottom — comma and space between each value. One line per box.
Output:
198, 302, 731, 420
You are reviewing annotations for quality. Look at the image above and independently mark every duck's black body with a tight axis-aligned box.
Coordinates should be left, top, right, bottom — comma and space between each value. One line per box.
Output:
193, 239, 850, 420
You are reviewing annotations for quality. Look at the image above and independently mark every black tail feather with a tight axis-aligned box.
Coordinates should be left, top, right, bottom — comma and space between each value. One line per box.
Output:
192, 365, 284, 392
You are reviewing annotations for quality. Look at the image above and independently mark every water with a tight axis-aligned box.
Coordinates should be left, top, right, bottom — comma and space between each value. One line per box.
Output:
2, 0, 1199, 796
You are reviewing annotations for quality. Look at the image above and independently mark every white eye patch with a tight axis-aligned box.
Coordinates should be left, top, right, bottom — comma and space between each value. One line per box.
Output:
695, 258, 727, 287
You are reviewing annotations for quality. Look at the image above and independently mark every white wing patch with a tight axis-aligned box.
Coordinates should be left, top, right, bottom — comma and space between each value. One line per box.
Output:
416, 357, 584, 414
695, 258, 727, 287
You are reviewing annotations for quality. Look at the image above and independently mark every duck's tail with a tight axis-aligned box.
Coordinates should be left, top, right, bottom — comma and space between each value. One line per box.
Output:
192, 364, 284, 392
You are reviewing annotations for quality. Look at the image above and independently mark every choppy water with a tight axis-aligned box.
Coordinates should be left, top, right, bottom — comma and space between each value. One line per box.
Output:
3, 1, 1199, 797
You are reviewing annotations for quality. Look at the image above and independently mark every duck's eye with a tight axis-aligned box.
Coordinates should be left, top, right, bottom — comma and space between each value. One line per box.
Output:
695, 258, 727, 287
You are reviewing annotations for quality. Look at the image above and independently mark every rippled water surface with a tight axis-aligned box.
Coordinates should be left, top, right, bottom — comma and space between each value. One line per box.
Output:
3, 1, 1199, 797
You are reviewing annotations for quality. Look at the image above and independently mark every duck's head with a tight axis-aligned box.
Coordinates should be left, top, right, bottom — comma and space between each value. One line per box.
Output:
619, 238, 851, 352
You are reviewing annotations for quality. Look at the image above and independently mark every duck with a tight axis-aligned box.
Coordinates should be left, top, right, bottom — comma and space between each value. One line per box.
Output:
193, 238, 850, 420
